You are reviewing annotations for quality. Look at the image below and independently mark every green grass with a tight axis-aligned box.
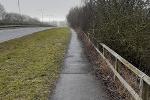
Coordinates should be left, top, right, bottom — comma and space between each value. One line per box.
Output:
0, 28, 70, 100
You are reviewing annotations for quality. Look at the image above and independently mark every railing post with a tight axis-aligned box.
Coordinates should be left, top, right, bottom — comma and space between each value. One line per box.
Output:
102, 46, 105, 56
96, 41, 99, 49
88, 33, 90, 42
142, 81, 150, 100
114, 58, 118, 80
88, 33, 90, 38
139, 78, 143, 98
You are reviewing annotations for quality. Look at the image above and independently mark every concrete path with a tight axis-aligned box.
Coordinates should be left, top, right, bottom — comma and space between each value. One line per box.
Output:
0, 27, 51, 43
50, 30, 109, 100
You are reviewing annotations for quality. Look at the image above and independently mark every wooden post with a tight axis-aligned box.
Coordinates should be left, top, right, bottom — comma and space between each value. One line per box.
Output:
139, 78, 143, 98
103, 46, 105, 56
96, 41, 99, 49
114, 58, 118, 80
88, 33, 90, 42
142, 81, 150, 100
88, 33, 90, 38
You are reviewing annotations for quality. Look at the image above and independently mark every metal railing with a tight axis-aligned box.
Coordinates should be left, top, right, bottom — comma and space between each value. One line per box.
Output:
82, 32, 150, 100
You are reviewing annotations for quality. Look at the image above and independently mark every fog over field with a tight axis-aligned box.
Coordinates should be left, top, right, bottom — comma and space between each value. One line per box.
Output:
0, 0, 81, 21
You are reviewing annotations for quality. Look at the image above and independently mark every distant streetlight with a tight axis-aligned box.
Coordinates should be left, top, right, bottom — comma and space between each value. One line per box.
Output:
17, 0, 21, 15
42, 9, 44, 23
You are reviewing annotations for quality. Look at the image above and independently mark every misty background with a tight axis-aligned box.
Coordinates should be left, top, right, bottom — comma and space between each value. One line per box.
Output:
0, 0, 81, 23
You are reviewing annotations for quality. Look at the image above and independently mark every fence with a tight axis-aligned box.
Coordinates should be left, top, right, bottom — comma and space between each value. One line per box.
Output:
79, 31, 150, 100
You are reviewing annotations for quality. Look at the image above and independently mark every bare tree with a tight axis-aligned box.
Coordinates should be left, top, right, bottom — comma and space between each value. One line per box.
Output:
0, 3, 5, 20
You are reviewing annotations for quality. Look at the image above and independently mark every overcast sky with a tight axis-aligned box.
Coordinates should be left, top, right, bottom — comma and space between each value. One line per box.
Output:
0, 0, 81, 21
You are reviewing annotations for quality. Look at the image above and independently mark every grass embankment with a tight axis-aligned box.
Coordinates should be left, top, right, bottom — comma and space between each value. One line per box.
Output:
0, 28, 70, 99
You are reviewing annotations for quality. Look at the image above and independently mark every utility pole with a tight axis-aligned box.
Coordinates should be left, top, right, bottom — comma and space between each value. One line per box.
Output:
41, 9, 44, 24
49, 16, 51, 25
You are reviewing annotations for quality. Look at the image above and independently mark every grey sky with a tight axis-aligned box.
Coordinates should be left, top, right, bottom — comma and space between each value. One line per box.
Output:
0, 0, 81, 21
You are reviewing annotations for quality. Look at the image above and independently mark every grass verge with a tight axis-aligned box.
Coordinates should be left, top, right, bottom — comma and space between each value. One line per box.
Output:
0, 28, 70, 100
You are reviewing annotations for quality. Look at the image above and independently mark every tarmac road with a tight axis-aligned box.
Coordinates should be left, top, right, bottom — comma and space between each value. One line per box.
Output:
0, 27, 51, 43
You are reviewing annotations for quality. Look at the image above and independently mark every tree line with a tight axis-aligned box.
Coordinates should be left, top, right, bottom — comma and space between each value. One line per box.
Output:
67, 0, 150, 75
0, 3, 43, 25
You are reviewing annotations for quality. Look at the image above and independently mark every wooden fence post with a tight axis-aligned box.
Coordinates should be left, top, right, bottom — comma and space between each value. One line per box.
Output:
96, 41, 99, 49
114, 58, 118, 80
103, 47, 105, 56
142, 81, 150, 100
139, 78, 143, 98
